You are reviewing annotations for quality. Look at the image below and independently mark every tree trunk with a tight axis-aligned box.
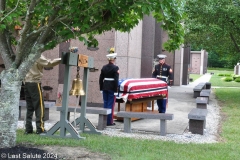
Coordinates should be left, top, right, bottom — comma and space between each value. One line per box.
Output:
0, 69, 21, 148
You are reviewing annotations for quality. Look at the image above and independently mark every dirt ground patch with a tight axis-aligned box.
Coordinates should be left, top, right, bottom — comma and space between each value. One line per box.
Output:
0, 144, 111, 160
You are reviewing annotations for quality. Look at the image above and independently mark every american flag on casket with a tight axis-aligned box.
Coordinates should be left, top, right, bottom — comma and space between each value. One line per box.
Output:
116, 78, 168, 102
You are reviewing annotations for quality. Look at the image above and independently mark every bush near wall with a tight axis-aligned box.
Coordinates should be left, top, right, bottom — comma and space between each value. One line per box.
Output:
233, 75, 240, 80
235, 77, 240, 82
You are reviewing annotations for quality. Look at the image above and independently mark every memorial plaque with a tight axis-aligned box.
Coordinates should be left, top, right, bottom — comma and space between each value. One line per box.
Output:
78, 54, 89, 67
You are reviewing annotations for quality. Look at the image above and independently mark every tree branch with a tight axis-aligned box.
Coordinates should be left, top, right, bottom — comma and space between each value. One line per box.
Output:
229, 19, 240, 33
15, 0, 37, 66
0, 31, 14, 69
20, 0, 38, 40
0, 1, 14, 69
229, 33, 240, 53
0, 0, 6, 11
0, 0, 20, 23
37, 7, 63, 44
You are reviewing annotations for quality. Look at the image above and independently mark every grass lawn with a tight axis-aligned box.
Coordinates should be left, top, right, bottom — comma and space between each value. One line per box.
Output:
189, 74, 202, 81
16, 69, 240, 159
208, 69, 240, 87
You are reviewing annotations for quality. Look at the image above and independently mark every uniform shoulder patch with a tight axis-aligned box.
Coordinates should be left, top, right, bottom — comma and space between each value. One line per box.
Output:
169, 68, 173, 73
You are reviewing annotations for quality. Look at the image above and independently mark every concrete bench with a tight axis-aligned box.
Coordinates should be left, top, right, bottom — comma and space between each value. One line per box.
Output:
201, 89, 211, 94
19, 100, 56, 121
196, 97, 208, 109
200, 89, 211, 104
205, 82, 211, 89
188, 108, 208, 135
193, 82, 206, 98
116, 111, 174, 136
56, 106, 111, 130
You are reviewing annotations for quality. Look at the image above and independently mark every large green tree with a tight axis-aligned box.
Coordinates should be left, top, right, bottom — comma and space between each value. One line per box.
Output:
0, 0, 184, 147
184, 0, 240, 66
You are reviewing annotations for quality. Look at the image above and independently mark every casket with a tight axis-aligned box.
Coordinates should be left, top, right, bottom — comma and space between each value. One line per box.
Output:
117, 78, 168, 102
115, 78, 168, 121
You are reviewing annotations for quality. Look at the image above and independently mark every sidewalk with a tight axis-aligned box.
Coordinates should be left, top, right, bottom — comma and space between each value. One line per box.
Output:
188, 73, 212, 87
18, 74, 213, 135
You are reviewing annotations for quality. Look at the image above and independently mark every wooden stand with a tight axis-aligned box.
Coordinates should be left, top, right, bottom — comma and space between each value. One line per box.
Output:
114, 95, 165, 121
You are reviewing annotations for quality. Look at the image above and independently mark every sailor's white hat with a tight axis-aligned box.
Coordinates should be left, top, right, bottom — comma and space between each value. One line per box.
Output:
157, 54, 167, 59
106, 53, 117, 60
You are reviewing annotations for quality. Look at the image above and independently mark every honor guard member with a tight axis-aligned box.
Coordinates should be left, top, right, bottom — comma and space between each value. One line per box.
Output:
24, 55, 61, 134
99, 49, 119, 126
152, 54, 173, 113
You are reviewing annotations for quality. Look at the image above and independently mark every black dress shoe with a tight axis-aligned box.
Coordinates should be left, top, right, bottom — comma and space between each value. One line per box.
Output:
107, 123, 116, 126
36, 130, 47, 134
24, 131, 33, 135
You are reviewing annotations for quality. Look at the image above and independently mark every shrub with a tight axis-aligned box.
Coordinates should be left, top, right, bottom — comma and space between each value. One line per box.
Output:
235, 78, 240, 82
218, 73, 225, 76
233, 75, 240, 80
224, 77, 233, 82
225, 74, 232, 77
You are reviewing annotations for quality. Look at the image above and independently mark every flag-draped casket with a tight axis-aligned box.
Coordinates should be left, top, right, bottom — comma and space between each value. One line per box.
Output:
116, 78, 168, 102
115, 78, 168, 121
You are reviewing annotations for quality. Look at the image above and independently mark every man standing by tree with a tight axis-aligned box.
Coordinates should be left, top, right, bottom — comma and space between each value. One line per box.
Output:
24, 55, 61, 134
152, 54, 173, 113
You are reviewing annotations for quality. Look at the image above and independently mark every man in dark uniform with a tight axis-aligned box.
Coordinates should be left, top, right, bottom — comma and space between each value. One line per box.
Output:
152, 54, 173, 113
99, 49, 119, 126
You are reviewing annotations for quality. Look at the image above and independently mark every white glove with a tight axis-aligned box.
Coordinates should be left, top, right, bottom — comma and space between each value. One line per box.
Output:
100, 91, 103, 94
114, 92, 118, 96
